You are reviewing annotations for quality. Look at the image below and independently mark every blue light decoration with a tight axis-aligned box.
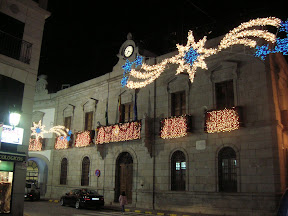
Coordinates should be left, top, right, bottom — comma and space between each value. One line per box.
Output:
121, 55, 143, 87
184, 47, 200, 66
36, 127, 41, 134
255, 19, 288, 60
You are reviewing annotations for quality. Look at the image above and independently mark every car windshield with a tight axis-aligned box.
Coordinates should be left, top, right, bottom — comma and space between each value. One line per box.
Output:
80, 189, 99, 195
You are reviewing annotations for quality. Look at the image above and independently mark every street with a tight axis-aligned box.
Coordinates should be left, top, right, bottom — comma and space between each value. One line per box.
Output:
24, 200, 168, 216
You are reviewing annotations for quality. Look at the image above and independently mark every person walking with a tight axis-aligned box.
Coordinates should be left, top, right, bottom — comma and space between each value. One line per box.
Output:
119, 191, 128, 214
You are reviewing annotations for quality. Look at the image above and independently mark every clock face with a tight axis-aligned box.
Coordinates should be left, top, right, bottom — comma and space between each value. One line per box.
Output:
124, 45, 134, 58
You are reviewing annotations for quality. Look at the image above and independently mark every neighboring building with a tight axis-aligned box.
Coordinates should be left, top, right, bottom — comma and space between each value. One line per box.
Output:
0, 0, 49, 215
31, 33, 288, 216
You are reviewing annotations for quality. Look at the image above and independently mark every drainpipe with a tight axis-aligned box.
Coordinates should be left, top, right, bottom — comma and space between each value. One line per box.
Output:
152, 76, 157, 210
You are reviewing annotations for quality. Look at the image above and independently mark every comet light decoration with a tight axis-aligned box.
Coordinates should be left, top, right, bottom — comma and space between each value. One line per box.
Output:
121, 17, 288, 89
31, 120, 72, 142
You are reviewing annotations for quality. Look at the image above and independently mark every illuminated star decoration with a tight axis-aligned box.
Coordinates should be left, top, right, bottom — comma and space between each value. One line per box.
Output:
31, 120, 47, 140
121, 17, 286, 89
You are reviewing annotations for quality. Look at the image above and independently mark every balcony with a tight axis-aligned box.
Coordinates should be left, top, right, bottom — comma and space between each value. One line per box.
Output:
205, 107, 243, 133
0, 30, 32, 64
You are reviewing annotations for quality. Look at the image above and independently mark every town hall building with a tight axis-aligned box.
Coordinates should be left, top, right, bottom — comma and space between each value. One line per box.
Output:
29, 31, 288, 216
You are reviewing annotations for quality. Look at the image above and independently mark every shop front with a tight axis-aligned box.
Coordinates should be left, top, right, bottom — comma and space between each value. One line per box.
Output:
0, 151, 25, 214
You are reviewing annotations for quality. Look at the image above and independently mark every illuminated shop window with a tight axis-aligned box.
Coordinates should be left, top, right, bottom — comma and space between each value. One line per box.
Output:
0, 161, 14, 214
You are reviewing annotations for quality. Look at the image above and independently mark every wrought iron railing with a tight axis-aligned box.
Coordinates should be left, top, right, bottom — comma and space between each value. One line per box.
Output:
0, 30, 32, 64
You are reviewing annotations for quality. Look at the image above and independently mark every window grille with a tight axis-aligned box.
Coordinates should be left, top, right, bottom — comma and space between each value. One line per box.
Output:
171, 151, 186, 191
218, 147, 237, 192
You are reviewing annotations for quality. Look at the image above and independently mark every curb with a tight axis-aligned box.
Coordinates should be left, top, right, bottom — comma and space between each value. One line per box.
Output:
47, 200, 193, 216
125, 209, 192, 216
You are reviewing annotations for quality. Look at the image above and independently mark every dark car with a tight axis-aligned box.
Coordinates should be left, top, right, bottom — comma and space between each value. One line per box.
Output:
24, 182, 40, 201
60, 189, 104, 209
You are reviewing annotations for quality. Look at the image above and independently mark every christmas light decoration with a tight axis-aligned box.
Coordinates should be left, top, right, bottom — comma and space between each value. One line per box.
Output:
74, 131, 93, 147
30, 121, 72, 148
29, 138, 42, 151
55, 136, 69, 150
160, 115, 191, 139
121, 17, 288, 89
96, 121, 141, 144
205, 107, 241, 133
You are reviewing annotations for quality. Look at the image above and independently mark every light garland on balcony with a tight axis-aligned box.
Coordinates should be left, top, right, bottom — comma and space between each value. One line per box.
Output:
160, 115, 191, 139
29, 138, 42, 151
74, 131, 92, 147
96, 121, 141, 144
205, 108, 241, 133
121, 17, 288, 89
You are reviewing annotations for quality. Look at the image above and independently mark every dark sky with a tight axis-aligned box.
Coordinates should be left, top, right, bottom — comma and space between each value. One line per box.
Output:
38, 1, 287, 92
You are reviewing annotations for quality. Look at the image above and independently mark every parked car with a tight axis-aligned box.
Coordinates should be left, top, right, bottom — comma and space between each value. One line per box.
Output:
60, 188, 104, 209
24, 182, 40, 201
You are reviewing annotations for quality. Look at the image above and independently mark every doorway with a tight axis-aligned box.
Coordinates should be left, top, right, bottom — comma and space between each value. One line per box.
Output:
115, 152, 133, 203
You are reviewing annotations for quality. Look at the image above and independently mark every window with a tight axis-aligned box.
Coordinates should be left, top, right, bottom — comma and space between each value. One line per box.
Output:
171, 91, 186, 116
121, 103, 133, 123
64, 116, 72, 130
81, 157, 90, 186
171, 151, 186, 191
84, 112, 93, 131
60, 158, 68, 185
26, 160, 38, 182
218, 147, 237, 192
215, 80, 234, 109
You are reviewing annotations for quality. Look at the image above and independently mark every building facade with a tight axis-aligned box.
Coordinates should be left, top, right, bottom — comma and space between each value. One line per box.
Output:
31, 34, 288, 216
0, 0, 49, 215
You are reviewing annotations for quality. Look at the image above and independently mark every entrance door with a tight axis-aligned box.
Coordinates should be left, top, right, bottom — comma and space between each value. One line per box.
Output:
115, 152, 133, 203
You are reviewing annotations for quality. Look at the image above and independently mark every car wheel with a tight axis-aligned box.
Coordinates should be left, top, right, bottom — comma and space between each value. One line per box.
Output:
75, 200, 81, 209
60, 198, 65, 206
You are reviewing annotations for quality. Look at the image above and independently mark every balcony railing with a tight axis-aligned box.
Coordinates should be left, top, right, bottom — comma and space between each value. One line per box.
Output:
0, 30, 32, 64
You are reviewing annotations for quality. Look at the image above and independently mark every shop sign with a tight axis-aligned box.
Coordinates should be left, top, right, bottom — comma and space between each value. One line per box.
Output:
0, 152, 26, 162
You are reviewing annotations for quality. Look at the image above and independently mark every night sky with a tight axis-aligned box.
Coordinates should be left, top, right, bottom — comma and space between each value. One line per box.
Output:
38, 1, 287, 92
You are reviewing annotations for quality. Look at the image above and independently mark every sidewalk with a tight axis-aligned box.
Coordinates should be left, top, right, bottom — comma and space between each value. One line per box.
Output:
104, 204, 216, 216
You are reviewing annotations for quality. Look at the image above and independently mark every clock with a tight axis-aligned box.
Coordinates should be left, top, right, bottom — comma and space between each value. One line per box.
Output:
124, 45, 134, 58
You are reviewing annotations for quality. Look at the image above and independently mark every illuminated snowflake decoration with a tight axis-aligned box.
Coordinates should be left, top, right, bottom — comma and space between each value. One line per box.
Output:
121, 17, 287, 89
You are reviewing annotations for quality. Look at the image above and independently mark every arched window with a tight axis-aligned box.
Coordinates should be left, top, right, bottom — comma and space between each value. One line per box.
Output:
218, 147, 237, 192
81, 157, 90, 186
26, 160, 39, 182
60, 158, 68, 185
171, 151, 186, 191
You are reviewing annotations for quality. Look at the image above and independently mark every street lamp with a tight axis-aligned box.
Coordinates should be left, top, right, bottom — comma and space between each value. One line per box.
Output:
9, 105, 21, 128
9, 112, 21, 128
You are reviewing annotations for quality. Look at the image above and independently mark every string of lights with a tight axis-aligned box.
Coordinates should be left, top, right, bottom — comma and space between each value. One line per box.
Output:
121, 17, 287, 89
160, 115, 191, 139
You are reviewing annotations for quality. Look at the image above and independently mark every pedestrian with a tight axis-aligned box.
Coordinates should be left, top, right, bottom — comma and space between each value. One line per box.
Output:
119, 191, 128, 214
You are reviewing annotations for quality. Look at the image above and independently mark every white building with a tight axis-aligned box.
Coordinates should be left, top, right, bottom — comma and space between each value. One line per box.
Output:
31, 30, 288, 216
